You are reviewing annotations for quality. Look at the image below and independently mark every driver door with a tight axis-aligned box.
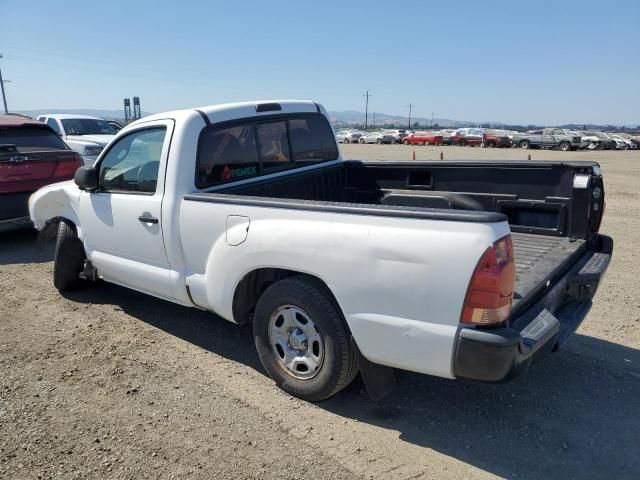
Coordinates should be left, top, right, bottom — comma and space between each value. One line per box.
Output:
79, 120, 174, 299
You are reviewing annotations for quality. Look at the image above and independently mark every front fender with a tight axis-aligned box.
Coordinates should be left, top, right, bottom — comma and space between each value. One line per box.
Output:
29, 180, 82, 235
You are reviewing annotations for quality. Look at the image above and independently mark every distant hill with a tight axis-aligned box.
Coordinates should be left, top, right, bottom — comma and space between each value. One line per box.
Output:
12, 109, 152, 121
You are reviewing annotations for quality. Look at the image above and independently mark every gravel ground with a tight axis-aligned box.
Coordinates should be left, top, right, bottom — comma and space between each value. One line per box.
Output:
1, 146, 639, 479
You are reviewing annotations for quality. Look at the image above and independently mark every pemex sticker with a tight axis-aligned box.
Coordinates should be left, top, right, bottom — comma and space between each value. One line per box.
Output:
221, 165, 257, 180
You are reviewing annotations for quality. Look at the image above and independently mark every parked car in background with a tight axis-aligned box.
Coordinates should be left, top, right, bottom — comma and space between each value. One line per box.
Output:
383, 129, 409, 144
512, 128, 582, 151
438, 130, 455, 145
335, 130, 364, 144
614, 133, 639, 149
107, 120, 125, 132
604, 133, 634, 150
482, 130, 512, 148
1, 115, 82, 231
569, 131, 603, 150
359, 132, 396, 144
402, 132, 444, 146
36, 114, 118, 165
578, 131, 616, 150
451, 128, 485, 146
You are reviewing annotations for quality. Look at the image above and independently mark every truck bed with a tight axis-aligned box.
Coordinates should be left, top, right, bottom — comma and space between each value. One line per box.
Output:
211, 159, 603, 317
512, 233, 586, 312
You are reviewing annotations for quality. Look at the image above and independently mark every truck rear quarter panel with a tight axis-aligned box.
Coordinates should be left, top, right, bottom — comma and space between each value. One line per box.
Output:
179, 199, 509, 378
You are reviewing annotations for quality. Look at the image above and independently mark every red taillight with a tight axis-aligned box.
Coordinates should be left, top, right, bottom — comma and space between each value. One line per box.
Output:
53, 153, 83, 178
461, 235, 515, 326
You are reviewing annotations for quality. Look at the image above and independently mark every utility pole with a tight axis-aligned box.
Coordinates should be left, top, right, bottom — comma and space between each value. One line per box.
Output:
431, 112, 434, 128
0, 55, 9, 114
373, 112, 376, 129
363, 90, 371, 129
407, 103, 413, 129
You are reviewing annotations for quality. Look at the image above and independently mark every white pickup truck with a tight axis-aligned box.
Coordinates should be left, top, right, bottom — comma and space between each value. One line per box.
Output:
36, 114, 117, 165
30, 100, 612, 401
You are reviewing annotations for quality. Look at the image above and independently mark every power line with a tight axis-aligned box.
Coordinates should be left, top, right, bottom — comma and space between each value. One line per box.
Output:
363, 90, 371, 129
0, 55, 9, 114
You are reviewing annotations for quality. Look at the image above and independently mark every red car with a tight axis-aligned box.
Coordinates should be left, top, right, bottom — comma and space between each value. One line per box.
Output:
402, 132, 444, 146
451, 128, 512, 148
1, 115, 83, 231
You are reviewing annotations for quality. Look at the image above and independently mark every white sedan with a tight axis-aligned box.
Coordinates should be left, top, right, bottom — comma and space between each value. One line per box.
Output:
359, 132, 384, 144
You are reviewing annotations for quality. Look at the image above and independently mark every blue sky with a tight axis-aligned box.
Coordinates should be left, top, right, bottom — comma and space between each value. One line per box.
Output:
1, 0, 638, 125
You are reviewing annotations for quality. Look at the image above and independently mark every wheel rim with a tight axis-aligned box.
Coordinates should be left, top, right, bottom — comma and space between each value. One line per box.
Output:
268, 305, 324, 380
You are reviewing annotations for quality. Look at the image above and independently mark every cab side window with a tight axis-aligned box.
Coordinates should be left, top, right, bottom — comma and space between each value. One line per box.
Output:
99, 127, 166, 193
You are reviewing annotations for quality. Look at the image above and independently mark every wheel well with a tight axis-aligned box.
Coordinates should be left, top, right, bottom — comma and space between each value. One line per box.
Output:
231, 268, 338, 325
38, 217, 77, 246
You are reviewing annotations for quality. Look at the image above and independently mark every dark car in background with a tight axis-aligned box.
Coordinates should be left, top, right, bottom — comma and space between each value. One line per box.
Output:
0, 115, 83, 231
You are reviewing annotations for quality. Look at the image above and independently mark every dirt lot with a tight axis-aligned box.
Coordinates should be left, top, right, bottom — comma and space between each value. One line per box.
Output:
1, 146, 639, 479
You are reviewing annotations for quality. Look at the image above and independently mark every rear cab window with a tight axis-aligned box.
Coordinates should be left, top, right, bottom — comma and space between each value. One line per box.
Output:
196, 113, 338, 189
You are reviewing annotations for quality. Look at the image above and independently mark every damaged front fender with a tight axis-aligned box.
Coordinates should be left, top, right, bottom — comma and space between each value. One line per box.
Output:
29, 180, 82, 235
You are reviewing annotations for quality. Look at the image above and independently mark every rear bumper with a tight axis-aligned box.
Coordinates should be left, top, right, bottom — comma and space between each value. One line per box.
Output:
453, 234, 612, 382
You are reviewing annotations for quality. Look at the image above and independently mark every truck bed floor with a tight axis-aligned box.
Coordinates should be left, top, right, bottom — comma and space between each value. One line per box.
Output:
512, 233, 586, 311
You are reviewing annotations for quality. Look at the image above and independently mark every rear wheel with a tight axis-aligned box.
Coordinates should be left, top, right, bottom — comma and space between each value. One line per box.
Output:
402, 139, 410, 145
486, 141, 495, 148
359, 138, 365, 144
423, 140, 430, 146
559, 141, 571, 152
519, 140, 530, 149
53, 221, 86, 291
376, 138, 382, 144
253, 277, 358, 401
343, 138, 350, 144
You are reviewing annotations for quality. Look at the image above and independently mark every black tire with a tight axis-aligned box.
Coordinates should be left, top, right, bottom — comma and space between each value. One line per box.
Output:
486, 141, 495, 148
423, 140, 430, 146
253, 276, 358, 401
53, 221, 86, 291
359, 138, 365, 144
519, 140, 530, 149
559, 141, 571, 152
376, 138, 382, 144
402, 139, 410, 145
343, 138, 350, 144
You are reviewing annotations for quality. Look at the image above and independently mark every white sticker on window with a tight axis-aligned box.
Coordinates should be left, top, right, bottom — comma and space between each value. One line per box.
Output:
573, 174, 589, 189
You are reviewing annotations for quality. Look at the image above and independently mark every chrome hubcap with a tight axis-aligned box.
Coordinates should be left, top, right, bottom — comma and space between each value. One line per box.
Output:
268, 305, 324, 379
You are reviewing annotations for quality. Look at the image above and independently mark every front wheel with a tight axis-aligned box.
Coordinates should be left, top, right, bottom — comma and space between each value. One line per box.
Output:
253, 277, 358, 401
376, 138, 382, 144
423, 140, 430, 146
343, 138, 350, 144
519, 140, 530, 149
559, 141, 571, 152
359, 138, 365, 144
53, 221, 86, 291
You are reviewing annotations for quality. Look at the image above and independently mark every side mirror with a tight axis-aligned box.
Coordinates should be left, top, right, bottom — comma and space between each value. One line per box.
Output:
74, 166, 99, 191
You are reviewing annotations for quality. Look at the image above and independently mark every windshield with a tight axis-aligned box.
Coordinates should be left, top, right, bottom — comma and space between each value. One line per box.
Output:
61, 118, 116, 135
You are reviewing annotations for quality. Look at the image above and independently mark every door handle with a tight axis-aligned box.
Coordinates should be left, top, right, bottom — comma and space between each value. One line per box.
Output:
138, 215, 158, 224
